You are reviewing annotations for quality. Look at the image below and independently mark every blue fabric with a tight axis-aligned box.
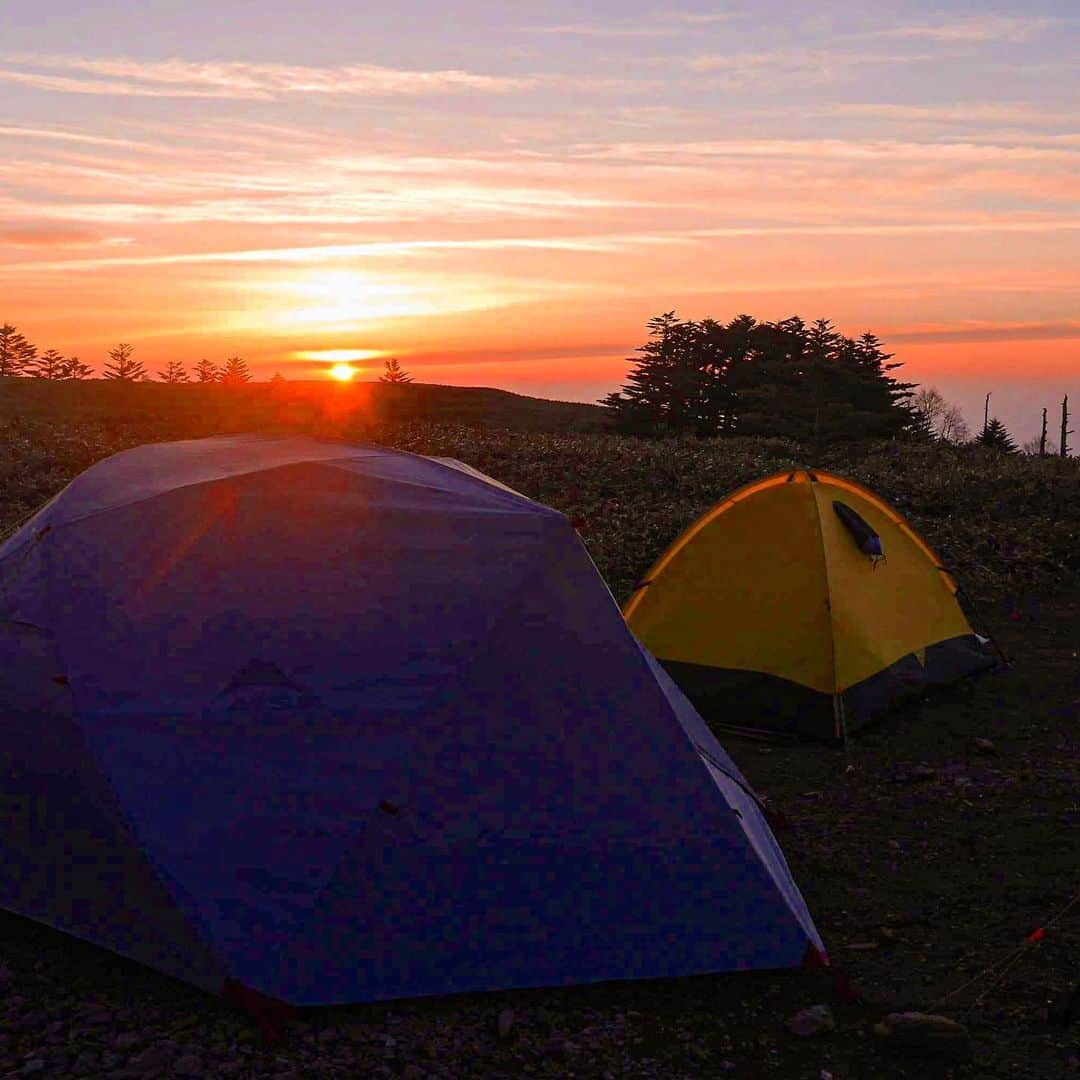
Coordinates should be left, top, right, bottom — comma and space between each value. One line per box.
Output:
0, 435, 823, 1005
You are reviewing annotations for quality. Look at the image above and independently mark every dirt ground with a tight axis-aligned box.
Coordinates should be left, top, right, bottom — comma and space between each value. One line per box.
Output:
0, 583, 1075, 1079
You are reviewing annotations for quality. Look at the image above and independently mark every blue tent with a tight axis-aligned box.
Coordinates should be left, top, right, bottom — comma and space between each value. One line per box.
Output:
0, 435, 823, 1006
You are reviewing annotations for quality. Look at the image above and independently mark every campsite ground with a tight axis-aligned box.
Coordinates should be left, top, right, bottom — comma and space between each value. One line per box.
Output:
0, 380, 1077, 1078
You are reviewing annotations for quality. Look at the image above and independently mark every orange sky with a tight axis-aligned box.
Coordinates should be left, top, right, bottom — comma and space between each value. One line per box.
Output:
2, 2, 1077, 440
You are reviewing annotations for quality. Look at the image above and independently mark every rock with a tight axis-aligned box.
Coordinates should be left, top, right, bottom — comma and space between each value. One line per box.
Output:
172, 1053, 204, 1077
80, 1006, 113, 1026
497, 1008, 514, 1039
972, 737, 996, 754
873, 1012, 971, 1063
786, 1005, 836, 1037
114, 1032, 141, 1050
125, 1042, 175, 1073
910, 764, 936, 781
20, 1061, 45, 1076
844, 942, 879, 952
69, 1051, 99, 1076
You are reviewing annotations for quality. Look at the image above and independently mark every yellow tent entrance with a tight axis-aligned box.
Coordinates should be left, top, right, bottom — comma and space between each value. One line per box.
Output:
624, 470, 995, 740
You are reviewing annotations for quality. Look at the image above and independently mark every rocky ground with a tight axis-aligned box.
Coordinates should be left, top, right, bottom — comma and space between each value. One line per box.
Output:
0, 585, 1075, 1078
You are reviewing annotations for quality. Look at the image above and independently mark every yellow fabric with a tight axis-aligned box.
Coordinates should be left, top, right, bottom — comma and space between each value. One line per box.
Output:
809, 478, 971, 689
624, 470, 974, 695
624, 474, 836, 693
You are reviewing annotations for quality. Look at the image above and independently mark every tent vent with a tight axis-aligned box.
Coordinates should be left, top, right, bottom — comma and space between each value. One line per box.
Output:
832, 501, 884, 560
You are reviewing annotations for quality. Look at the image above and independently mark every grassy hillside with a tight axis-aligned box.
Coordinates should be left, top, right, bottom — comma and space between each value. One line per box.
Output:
0, 377, 605, 436
0, 377, 1078, 1078
2, 377, 1078, 603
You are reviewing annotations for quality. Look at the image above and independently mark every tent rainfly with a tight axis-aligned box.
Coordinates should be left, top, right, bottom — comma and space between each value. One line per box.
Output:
0, 435, 824, 1010
624, 469, 996, 740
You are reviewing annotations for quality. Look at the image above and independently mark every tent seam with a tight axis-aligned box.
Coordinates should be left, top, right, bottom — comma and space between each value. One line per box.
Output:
806, 475, 841, 713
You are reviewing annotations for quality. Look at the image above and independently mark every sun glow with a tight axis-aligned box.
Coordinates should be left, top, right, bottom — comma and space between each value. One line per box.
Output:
263, 271, 438, 328
328, 362, 358, 382
297, 348, 384, 363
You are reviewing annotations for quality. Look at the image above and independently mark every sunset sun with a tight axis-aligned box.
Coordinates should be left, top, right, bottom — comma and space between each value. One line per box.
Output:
328, 362, 357, 382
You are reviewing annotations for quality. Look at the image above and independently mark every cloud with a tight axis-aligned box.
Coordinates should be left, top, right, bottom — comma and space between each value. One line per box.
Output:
670, 10, 737, 25
1, 53, 531, 100
0, 124, 155, 149
687, 46, 936, 86
399, 342, 632, 367
887, 321, 1080, 344
823, 102, 1078, 128
0, 232, 683, 276
0, 225, 103, 247
567, 135, 1078, 166
523, 9, 735, 37
866, 16, 1058, 43
523, 22, 680, 38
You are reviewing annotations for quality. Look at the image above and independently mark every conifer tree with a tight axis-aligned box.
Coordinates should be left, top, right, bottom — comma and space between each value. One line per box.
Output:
605, 311, 915, 440
379, 357, 413, 384
33, 349, 66, 380
0, 323, 36, 377
60, 356, 94, 380
194, 358, 219, 383
103, 343, 145, 381
219, 356, 251, 385
158, 359, 189, 383
977, 416, 1018, 453
603, 312, 725, 435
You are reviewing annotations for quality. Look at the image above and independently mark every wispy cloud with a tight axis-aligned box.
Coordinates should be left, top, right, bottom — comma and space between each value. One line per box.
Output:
1, 53, 531, 100
566, 135, 1079, 166
671, 10, 738, 26
0, 225, 104, 247
523, 22, 680, 38
866, 15, 1058, 42
0, 124, 163, 149
523, 8, 736, 37
888, 321, 1080, 344
687, 46, 936, 87
7, 218, 1079, 278
823, 102, 1077, 127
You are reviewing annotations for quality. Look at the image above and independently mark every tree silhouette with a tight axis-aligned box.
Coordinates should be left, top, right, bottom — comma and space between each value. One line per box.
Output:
604, 312, 915, 441
219, 356, 251, 385
158, 359, 189, 383
0, 323, 36, 377
103, 343, 145, 381
1062, 396, 1072, 459
194, 358, 219, 383
270, 371, 286, 383
911, 386, 969, 443
33, 349, 66, 380
977, 417, 1018, 453
379, 357, 413, 384
60, 356, 94, 380
1022, 434, 1057, 456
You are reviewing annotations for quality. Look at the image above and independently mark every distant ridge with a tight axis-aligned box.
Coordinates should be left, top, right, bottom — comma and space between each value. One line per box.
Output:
0, 377, 607, 436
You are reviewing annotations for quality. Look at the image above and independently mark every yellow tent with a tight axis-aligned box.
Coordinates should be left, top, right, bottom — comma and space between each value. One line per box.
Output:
624, 469, 995, 740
